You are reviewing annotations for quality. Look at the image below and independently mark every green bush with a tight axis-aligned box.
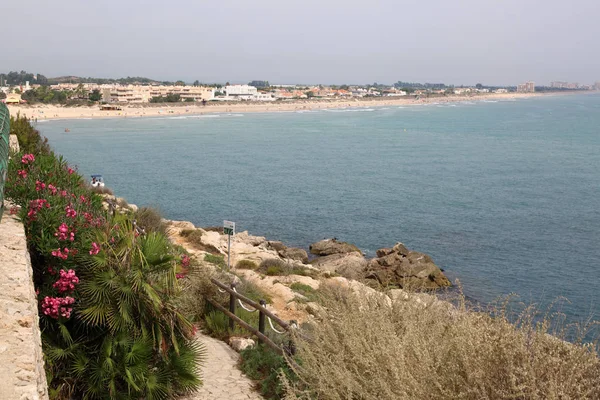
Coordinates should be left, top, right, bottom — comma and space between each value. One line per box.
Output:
240, 345, 296, 399
290, 283, 319, 302
204, 253, 226, 269
236, 259, 258, 270
10, 113, 52, 155
205, 310, 229, 339
259, 258, 287, 275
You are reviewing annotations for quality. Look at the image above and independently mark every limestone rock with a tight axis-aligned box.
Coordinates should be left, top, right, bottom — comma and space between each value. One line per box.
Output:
168, 220, 197, 231
235, 231, 267, 247
279, 247, 309, 263
309, 238, 362, 256
366, 245, 451, 290
267, 241, 287, 252
229, 337, 255, 352
311, 253, 367, 280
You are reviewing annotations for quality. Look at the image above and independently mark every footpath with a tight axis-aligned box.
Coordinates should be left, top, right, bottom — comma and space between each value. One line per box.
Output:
181, 333, 263, 400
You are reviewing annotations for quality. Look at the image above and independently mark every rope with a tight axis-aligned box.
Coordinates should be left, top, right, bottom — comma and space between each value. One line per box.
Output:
232, 287, 258, 312
267, 316, 286, 334
217, 288, 227, 293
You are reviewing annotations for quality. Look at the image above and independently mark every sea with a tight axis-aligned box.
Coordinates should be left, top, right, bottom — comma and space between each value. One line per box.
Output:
36, 94, 600, 328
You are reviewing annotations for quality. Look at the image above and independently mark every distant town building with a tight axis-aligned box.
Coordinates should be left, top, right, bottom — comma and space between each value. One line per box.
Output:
517, 81, 535, 93
494, 88, 508, 94
594, 82, 600, 90
224, 85, 258, 100
551, 81, 580, 89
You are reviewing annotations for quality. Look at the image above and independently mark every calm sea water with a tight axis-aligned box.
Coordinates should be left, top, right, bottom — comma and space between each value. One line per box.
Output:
37, 94, 600, 324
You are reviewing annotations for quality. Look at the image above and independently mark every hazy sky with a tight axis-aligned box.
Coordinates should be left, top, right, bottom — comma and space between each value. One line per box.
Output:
2, 0, 599, 85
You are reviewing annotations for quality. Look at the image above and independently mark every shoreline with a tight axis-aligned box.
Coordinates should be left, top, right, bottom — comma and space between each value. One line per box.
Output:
7, 92, 561, 121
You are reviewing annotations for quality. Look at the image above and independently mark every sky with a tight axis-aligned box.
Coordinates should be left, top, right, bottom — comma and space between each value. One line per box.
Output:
2, 0, 599, 86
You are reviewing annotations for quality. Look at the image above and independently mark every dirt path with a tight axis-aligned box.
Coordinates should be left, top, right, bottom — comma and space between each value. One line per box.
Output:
180, 333, 263, 400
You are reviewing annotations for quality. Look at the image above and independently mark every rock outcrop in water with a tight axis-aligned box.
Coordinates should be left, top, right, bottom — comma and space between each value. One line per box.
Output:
365, 243, 451, 289
309, 238, 362, 256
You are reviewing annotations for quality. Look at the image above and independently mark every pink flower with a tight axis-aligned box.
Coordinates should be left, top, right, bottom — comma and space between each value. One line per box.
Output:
52, 269, 80, 293
35, 180, 46, 191
21, 154, 35, 164
9, 206, 19, 215
41, 296, 75, 319
59, 190, 68, 197
181, 255, 190, 268
79, 195, 87, 203
65, 205, 77, 218
89, 242, 100, 255
176, 273, 186, 279
67, 167, 75, 175
17, 170, 28, 179
51, 248, 70, 260
47, 184, 58, 195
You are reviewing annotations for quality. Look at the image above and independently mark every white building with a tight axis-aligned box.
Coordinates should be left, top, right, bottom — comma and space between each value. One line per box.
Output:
494, 88, 508, 94
224, 85, 258, 100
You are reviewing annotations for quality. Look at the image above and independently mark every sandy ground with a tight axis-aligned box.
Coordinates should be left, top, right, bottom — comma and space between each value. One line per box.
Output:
7, 92, 545, 121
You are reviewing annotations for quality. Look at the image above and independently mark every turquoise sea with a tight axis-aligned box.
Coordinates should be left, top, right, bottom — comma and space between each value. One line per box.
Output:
37, 94, 600, 325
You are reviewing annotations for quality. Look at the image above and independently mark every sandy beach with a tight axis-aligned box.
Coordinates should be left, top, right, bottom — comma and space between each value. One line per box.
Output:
7, 92, 547, 121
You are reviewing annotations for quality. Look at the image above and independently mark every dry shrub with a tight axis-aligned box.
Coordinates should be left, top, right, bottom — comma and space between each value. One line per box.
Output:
177, 265, 230, 322
134, 206, 166, 234
284, 285, 600, 400
203, 226, 224, 234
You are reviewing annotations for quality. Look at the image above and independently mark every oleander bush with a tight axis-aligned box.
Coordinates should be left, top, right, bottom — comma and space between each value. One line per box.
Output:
240, 344, 296, 399
7, 117, 203, 399
282, 285, 600, 400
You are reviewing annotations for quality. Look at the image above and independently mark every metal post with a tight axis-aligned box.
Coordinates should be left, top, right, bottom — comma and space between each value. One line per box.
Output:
258, 300, 266, 335
229, 282, 236, 331
227, 232, 231, 270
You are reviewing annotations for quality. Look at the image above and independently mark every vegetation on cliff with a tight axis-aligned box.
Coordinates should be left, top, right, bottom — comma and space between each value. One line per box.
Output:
6, 115, 202, 399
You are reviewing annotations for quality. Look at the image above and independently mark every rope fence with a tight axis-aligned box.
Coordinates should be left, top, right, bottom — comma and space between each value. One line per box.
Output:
208, 277, 300, 355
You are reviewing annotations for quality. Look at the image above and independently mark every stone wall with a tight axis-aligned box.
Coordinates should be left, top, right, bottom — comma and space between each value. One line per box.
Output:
0, 207, 49, 400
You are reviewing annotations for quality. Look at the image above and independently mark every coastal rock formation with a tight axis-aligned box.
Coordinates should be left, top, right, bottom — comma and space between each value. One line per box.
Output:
309, 238, 362, 256
279, 247, 309, 263
366, 243, 451, 290
310, 253, 367, 280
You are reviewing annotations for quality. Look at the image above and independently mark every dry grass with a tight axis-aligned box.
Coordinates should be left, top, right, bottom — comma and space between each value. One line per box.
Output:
283, 285, 600, 400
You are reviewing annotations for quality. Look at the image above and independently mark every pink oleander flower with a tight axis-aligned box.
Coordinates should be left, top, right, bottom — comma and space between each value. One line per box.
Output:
21, 154, 35, 164
181, 255, 191, 268
35, 180, 46, 191
83, 212, 93, 222
47, 184, 58, 195
17, 170, 28, 179
176, 273, 186, 279
41, 296, 75, 319
89, 242, 100, 255
59, 190, 68, 197
67, 167, 75, 175
51, 248, 70, 260
9, 206, 19, 215
52, 269, 80, 293
79, 195, 87, 203
47, 266, 56, 275
65, 204, 77, 218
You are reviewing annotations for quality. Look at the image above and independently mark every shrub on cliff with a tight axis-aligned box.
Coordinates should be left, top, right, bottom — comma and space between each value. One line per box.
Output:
282, 286, 600, 399
10, 113, 52, 155
6, 143, 203, 398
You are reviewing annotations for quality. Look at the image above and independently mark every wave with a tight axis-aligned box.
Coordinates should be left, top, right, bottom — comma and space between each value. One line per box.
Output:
190, 114, 220, 119
325, 108, 375, 113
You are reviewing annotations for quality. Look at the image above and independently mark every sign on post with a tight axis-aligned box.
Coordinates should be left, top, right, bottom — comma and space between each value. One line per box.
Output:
223, 220, 235, 236
224, 220, 235, 269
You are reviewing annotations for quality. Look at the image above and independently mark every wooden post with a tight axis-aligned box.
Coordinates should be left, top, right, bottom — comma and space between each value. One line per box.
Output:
229, 282, 236, 331
287, 320, 297, 356
258, 299, 266, 335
